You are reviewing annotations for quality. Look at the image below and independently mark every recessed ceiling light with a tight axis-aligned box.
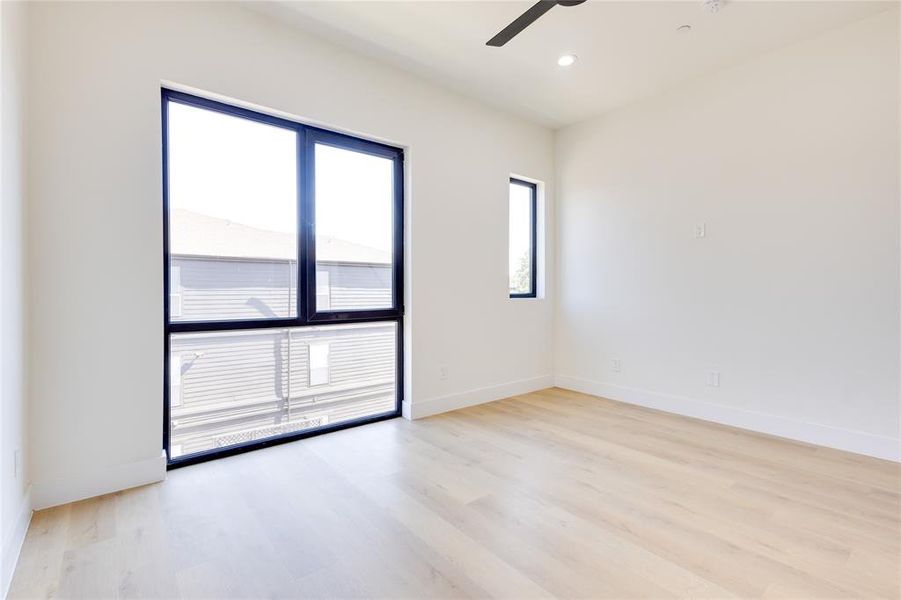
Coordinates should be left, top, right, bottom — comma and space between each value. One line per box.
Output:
557, 54, 578, 67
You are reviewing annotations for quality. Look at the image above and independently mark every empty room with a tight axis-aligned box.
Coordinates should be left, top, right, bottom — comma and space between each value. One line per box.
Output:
0, 0, 898, 598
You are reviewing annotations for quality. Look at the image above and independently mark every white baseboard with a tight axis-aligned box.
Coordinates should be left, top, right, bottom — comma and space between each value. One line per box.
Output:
2, 485, 32, 597
555, 375, 901, 462
403, 375, 555, 420
32, 450, 167, 510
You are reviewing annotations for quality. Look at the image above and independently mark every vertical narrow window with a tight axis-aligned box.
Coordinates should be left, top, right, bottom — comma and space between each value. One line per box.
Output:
509, 178, 537, 298
308, 341, 330, 386
163, 90, 404, 466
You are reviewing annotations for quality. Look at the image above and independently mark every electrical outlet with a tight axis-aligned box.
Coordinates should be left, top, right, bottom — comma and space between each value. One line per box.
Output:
611, 359, 622, 373
707, 371, 720, 387
439, 365, 449, 381
695, 223, 706, 238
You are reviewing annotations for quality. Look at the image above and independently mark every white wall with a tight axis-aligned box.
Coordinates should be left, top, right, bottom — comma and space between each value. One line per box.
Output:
555, 9, 900, 461
22, 0, 899, 516
27, 1, 555, 508
0, 0, 32, 592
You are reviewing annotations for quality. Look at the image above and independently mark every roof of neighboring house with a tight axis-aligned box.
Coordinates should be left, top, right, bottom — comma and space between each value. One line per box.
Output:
170, 209, 390, 265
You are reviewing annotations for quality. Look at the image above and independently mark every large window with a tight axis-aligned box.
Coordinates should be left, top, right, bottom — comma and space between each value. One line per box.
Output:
509, 178, 537, 298
163, 90, 404, 467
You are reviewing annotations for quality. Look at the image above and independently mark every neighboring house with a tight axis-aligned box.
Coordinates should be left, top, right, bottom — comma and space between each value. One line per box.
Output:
168, 210, 395, 457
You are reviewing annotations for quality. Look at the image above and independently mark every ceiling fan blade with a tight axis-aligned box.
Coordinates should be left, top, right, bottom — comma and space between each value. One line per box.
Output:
486, 0, 556, 47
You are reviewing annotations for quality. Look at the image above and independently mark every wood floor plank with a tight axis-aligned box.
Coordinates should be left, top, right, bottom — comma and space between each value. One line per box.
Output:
9, 388, 900, 599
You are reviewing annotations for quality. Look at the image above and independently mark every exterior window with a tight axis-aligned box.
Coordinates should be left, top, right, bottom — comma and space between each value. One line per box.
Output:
509, 178, 537, 298
308, 341, 330, 386
163, 89, 404, 466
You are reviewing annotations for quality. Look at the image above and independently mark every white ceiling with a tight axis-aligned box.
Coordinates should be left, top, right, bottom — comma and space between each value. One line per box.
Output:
255, 1, 895, 128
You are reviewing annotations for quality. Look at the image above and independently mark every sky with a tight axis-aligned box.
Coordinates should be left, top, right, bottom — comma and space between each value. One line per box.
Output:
168, 102, 393, 255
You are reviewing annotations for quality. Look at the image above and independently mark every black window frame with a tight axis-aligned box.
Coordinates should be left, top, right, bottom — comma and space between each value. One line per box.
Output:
509, 177, 538, 299
161, 88, 404, 469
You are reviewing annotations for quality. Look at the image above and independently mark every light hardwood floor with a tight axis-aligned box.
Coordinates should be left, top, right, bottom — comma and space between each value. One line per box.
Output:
9, 388, 900, 599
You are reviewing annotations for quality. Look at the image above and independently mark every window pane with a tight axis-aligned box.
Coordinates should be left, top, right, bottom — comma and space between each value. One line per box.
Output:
169, 322, 396, 459
314, 144, 393, 311
509, 182, 534, 295
168, 102, 298, 321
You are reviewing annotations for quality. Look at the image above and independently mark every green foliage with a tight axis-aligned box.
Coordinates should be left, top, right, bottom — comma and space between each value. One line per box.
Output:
510, 252, 531, 293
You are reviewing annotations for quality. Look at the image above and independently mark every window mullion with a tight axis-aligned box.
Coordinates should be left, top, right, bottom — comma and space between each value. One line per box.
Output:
300, 127, 316, 322
296, 126, 307, 324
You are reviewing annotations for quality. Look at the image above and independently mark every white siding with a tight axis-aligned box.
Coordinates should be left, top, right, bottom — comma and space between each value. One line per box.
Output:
318, 262, 392, 310
170, 322, 396, 457
173, 257, 296, 321
172, 256, 392, 320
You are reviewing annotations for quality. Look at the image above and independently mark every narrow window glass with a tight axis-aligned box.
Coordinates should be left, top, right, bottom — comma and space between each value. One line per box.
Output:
509, 179, 536, 297
168, 102, 298, 321
314, 144, 393, 312
308, 341, 330, 386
